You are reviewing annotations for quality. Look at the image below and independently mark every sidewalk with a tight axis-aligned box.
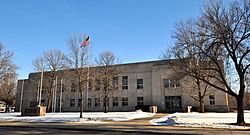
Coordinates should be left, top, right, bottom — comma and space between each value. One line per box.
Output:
0, 113, 250, 134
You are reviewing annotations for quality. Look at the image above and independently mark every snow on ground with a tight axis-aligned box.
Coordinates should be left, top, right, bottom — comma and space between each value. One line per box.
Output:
0, 110, 155, 123
150, 112, 250, 129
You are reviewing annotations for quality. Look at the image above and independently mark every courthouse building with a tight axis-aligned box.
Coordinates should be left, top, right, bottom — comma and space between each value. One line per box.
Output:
15, 60, 230, 112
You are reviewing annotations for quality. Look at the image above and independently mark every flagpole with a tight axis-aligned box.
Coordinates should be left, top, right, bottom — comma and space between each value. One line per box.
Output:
81, 34, 90, 112
20, 80, 24, 112
39, 60, 44, 106
60, 79, 63, 113
54, 76, 57, 113
37, 80, 39, 103
86, 41, 90, 110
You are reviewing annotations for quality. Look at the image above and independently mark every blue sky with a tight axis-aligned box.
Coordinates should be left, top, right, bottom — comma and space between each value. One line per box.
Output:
0, 0, 204, 79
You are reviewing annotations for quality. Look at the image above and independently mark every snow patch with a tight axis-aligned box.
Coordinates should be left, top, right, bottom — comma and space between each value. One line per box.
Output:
0, 111, 155, 123
150, 112, 250, 129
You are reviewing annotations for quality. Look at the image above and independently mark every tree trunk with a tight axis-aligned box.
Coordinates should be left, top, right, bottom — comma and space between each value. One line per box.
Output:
47, 97, 52, 112
236, 97, 245, 125
104, 86, 108, 113
199, 99, 205, 113
5, 102, 9, 113
196, 79, 205, 113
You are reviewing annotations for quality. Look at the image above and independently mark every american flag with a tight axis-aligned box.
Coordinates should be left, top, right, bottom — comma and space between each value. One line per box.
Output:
81, 35, 90, 47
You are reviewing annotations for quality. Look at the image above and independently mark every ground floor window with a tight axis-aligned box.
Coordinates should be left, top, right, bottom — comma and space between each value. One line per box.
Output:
70, 99, 75, 107
88, 98, 92, 108
78, 99, 81, 107
113, 97, 118, 107
165, 96, 182, 111
95, 98, 100, 107
122, 97, 128, 106
137, 97, 144, 105
209, 95, 215, 105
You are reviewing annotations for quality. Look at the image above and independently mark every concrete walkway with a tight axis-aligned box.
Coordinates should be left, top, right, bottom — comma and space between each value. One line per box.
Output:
0, 113, 250, 134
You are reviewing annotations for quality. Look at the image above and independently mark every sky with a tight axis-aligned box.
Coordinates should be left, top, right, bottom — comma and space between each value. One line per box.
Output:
0, 0, 205, 79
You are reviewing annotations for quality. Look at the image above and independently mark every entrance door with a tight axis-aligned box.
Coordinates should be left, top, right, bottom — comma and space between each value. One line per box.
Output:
165, 96, 182, 112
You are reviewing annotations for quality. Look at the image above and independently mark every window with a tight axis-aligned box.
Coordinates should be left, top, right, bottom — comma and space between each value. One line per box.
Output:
57, 83, 65, 93
78, 99, 81, 107
175, 80, 180, 87
122, 97, 128, 106
163, 79, 180, 88
71, 82, 76, 93
42, 89, 46, 93
95, 80, 100, 90
209, 95, 215, 105
88, 98, 92, 108
113, 76, 119, 90
137, 97, 144, 105
169, 79, 175, 87
70, 99, 75, 107
137, 79, 143, 89
122, 76, 128, 89
113, 97, 118, 107
88, 81, 92, 91
57, 85, 64, 93
95, 98, 100, 107
163, 79, 169, 88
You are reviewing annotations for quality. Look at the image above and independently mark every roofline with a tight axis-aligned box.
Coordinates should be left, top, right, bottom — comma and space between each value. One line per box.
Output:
27, 59, 178, 76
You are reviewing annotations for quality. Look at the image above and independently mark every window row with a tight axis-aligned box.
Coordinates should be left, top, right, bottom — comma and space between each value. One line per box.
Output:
163, 79, 180, 88
69, 97, 144, 107
70, 76, 143, 91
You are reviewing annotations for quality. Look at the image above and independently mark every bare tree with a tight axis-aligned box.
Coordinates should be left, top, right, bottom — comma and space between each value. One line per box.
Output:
162, 18, 217, 113
0, 43, 17, 82
95, 51, 120, 113
66, 34, 90, 118
0, 42, 17, 112
183, 74, 214, 113
169, 0, 250, 125
0, 72, 17, 112
32, 49, 66, 112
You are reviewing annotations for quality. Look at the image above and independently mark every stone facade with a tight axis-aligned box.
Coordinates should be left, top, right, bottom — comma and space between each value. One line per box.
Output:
15, 60, 229, 112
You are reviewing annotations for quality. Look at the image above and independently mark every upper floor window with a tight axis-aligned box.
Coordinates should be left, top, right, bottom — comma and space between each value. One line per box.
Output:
71, 82, 76, 92
88, 81, 92, 91
137, 79, 143, 89
57, 83, 65, 93
113, 76, 119, 90
209, 95, 215, 105
95, 80, 101, 90
163, 79, 180, 88
122, 76, 128, 90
